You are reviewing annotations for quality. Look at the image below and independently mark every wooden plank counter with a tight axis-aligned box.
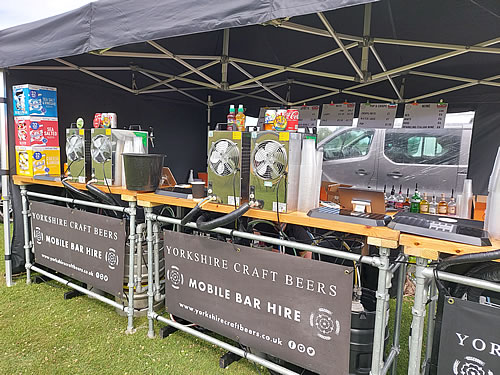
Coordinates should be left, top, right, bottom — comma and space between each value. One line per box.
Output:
12, 175, 138, 201
400, 233, 500, 261
136, 192, 400, 244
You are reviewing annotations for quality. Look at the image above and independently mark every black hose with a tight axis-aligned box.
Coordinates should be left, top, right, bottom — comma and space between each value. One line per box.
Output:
464, 264, 500, 302
86, 183, 120, 207
437, 249, 500, 271
196, 203, 250, 232
62, 180, 96, 202
180, 205, 202, 226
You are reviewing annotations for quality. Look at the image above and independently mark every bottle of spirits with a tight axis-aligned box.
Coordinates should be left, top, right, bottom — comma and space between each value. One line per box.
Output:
402, 188, 411, 212
383, 184, 388, 206
448, 189, 457, 216
429, 195, 438, 215
387, 185, 397, 210
420, 192, 429, 213
410, 186, 421, 213
438, 193, 448, 215
395, 185, 404, 211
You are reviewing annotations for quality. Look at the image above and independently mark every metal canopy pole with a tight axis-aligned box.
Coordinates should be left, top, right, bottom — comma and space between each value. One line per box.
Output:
370, 37, 500, 81
278, 21, 500, 54
147, 41, 221, 88
405, 73, 500, 102
0, 69, 12, 287
54, 58, 136, 93
230, 62, 287, 104
9, 66, 132, 71
212, 82, 288, 106
137, 60, 219, 92
408, 70, 500, 88
369, 46, 403, 101
139, 71, 208, 105
136, 67, 218, 89
317, 12, 364, 80
221, 29, 230, 90
228, 43, 357, 89
360, 4, 372, 76
291, 80, 396, 105
93, 51, 222, 60
229, 57, 356, 88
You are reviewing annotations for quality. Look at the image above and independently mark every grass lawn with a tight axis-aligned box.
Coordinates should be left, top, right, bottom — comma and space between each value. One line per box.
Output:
0, 223, 418, 374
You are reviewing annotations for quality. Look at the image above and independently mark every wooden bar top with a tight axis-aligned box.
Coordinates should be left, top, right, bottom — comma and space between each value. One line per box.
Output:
12, 175, 138, 201
14, 176, 500, 258
400, 233, 500, 261
136, 192, 400, 242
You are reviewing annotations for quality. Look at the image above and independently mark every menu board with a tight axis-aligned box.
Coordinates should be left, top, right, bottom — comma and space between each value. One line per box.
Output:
256, 106, 281, 128
357, 103, 397, 128
402, 103, 448, 129
294, 105, 320, 128
319, 103, 355, 127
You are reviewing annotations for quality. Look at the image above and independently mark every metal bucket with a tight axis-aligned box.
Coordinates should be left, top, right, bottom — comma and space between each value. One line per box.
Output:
123, 153, 164, 191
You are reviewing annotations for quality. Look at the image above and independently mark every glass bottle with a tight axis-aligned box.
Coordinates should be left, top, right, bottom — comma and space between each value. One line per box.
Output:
438, 193, 448, 215
387, 185, 397, 210
395, 185, 404, 211
410, 186, 421, 213
448, 189, 457, 216
383, 184, 388, 206
419, 192, 429, 214
402, 188, 411, 212
429, 195, 438, 215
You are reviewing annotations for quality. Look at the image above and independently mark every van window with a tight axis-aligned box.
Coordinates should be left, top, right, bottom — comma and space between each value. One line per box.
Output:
323, 129, 374, 160
384, 131, 460, 165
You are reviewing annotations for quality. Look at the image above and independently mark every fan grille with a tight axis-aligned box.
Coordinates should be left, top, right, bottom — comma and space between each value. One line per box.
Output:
66, 134, 85, 162
252, 140, 287, 180
208, 139, 240, 177
91, 134, 112, 164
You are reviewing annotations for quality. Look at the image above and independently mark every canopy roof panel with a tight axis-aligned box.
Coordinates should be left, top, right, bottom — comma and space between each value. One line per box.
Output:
0, 0, 373, 68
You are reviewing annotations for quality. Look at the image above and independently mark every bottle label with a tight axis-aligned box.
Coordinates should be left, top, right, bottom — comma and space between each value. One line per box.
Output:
448, 206, 456, 215
438, 206, 447, 214
420, 204, 429, 213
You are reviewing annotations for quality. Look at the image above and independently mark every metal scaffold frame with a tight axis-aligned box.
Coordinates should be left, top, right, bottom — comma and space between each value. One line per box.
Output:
19, 186, 140, 334
143, 210, 407, 375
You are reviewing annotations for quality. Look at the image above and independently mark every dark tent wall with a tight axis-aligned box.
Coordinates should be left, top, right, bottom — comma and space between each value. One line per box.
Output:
468, 105, 500, 195
5, 69, 207, 274
6, 69, 208, 181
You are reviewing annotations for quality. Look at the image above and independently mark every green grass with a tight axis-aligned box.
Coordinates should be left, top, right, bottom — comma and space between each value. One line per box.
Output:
0, 223, 417, 374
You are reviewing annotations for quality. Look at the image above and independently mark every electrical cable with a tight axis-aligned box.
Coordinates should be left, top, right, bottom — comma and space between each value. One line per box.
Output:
101, 162, 120, 207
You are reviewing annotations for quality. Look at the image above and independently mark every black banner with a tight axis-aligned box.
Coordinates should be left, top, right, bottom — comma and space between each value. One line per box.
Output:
438, 297, 500, 375
163, 230, 353, 375
31, 202, 126, 296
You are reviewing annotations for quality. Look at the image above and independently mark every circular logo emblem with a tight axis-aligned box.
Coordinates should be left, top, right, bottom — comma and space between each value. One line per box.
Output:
453, 356, 494, 375
105, 248, 119, 270
30, 122, 40, 130
33, 152, 42, 160
166, 265, 184, 290
309, 307, 341, 341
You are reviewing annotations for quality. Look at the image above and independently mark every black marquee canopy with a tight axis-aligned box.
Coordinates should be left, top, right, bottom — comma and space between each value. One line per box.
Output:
1, 0, 499, 188
1, 0, 499, 274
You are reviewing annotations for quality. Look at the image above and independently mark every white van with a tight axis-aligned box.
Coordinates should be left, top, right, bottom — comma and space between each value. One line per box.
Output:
317, 113, 474, 195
